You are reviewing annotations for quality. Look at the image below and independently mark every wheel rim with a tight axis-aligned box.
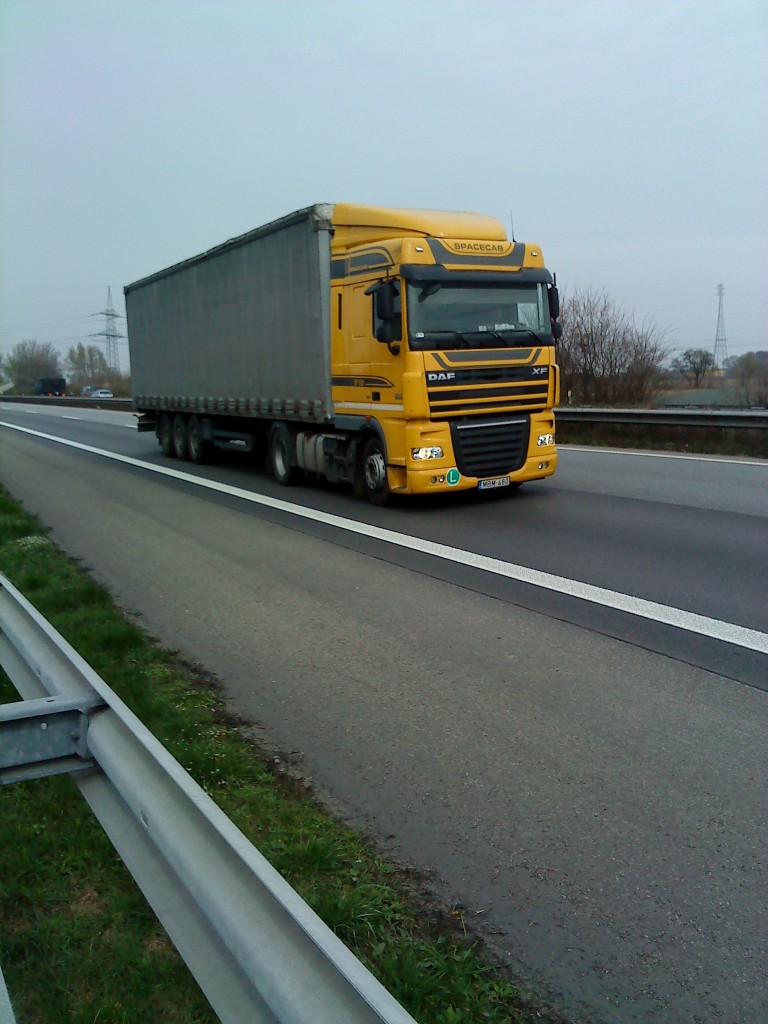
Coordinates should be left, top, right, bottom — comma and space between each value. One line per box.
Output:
364, 449, 387, 493
188, 421, 200, 460
160, 416, 173, 454
273, 437, 288, 477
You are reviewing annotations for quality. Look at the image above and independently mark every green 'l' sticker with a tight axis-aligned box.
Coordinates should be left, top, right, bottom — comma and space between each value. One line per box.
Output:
446, 468, 461, 486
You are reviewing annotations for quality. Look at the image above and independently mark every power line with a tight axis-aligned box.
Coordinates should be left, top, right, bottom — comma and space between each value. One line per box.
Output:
0, 315, 96, 336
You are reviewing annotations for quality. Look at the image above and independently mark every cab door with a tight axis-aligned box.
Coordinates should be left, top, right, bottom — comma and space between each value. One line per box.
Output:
333, 278, 405, 426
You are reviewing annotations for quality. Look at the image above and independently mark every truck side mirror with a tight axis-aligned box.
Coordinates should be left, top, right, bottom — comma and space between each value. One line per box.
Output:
551, 320, 563, 341
366, 280, 399, 321
367, 280, 401, 353
378, 284, 394, 320
376, 321, 393, 344
548, 284, 560, 320
376, 320, 401, 355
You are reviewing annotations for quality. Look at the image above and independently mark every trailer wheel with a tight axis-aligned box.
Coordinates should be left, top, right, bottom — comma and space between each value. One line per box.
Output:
269, 423, 294, 485
172, 414, 189, 460
159, 414, 175, 458
361, 436, 390, 506
187, 415, 211, 465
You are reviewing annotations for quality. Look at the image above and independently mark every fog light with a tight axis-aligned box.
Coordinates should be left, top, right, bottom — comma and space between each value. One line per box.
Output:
412, 446, 444, 460
538, 461, 550, 470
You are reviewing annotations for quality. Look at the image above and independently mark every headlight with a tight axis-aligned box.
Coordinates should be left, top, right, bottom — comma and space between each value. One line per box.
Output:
536, 433, 555, 447
411, 446, 444, 461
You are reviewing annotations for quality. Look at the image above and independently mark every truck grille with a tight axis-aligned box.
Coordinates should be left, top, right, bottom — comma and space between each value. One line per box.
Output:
427, 365, 549, 416
450, 416, 530, 478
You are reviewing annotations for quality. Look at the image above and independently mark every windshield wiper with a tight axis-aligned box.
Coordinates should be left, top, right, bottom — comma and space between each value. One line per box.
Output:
517, 327, 546, 343
486, 327, 550, 347
460, 329, 518, 348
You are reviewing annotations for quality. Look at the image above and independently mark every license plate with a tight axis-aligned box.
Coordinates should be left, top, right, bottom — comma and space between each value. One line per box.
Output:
478, 476, 510, 490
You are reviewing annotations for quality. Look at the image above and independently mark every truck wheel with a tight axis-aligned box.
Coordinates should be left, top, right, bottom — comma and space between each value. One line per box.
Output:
187, 415, 211, 465
159, 414, 175, 458
361, 436, 389, 506
172, 414, 189, 460
269, 423, 294, 485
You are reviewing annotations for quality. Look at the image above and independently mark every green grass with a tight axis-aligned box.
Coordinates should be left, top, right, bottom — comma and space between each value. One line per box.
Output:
0, 485, 560, 1024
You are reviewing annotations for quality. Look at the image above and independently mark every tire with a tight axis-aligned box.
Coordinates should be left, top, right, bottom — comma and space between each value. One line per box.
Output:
187, 415, 212, 465
269, 423, 294, 485
360, 436, 390, 506
159, 413, 175, 458
172, 414, 189, 461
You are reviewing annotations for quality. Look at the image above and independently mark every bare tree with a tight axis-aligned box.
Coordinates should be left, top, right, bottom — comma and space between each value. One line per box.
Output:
558, 287, 668, 405
5, 340, 62, 394
725, 351, 768, 406
65, 343, 110, 392
671, 348, 715, 388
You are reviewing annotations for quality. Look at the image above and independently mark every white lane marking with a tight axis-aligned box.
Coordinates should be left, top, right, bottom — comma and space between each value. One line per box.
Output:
9, 407, 137, 428
2, 419, 767, 655
559, 444, 768, 468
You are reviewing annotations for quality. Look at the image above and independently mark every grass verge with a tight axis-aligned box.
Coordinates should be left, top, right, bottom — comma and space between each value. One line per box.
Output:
0, 484, 561, 1024
557, 420, 768, 457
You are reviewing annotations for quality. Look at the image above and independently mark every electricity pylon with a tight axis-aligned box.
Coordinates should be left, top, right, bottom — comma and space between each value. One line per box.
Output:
713, 284, 728, 368
91, 287, 126, 373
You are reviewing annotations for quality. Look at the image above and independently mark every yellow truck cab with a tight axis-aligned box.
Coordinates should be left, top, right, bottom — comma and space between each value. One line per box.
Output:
329, 204, 561, 502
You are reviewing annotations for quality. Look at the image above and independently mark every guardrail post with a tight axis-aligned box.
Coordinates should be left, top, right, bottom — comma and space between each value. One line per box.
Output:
0, 695, 104, 785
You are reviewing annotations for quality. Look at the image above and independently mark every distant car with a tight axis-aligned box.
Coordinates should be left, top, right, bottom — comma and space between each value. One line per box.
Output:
92, 389, 114, 398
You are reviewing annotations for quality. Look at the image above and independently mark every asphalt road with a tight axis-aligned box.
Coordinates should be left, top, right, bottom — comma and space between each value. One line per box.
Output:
1, 404, 766, 1024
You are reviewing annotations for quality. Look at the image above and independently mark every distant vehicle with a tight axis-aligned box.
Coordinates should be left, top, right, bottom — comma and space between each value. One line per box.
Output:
91, 389, 114, 398
33, 377, 67, 397
81, 385, 96, 396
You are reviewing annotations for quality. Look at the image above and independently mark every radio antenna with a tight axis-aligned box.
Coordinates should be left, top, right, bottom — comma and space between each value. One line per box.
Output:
509, 210, 516, 241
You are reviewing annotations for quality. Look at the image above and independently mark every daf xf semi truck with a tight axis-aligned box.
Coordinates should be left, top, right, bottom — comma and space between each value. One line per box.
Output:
125, 203, 561, 504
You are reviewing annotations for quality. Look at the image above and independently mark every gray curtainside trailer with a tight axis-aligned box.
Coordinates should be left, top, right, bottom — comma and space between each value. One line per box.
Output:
126, 204, 335, 426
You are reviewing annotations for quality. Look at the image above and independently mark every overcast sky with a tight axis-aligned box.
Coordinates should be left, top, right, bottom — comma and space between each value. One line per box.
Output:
1, 0, 766, 374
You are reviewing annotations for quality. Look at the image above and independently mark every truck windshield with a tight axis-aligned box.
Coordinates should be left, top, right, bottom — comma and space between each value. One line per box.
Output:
406, 280, 552, 350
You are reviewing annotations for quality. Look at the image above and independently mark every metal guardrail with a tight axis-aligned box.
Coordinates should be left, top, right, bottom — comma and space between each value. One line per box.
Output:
0, 574, 417, 1024
1, 395, 766, 429
555, 406, 768, 430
